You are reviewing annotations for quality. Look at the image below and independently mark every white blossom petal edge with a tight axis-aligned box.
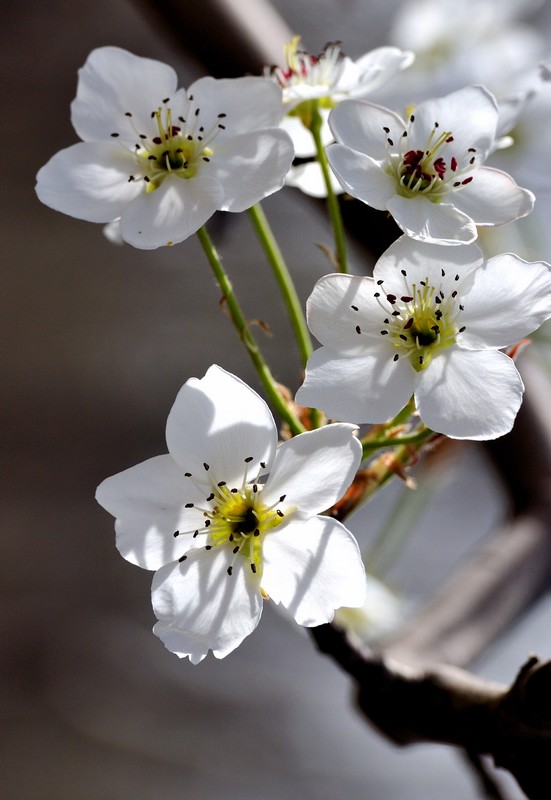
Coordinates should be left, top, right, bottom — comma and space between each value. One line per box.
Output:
36, 47, 294, 249
296, 237, 551, 440
326, 86, 534, 244
96, 365, 366, 663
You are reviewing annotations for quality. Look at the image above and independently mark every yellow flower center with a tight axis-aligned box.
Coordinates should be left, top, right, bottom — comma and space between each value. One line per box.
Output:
110, 98, 227, 192
352, 268, 466, 372
206, 483, 287, 576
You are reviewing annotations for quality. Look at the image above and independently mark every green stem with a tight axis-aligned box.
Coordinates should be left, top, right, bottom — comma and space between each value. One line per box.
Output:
310, 105, 348, 273
362, 428, 433, 460
248, 203, 312, 366
360, 427, 437, 503
196, 225, 305, 436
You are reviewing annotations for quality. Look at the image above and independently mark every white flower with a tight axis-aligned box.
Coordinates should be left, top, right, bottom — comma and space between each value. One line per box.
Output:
265, 38, 413, 197
326, 86, 534, 245
269, 38, 414, 118
295, 236, 551, 440
36, 47, 294, 249
96, 365, 366, 663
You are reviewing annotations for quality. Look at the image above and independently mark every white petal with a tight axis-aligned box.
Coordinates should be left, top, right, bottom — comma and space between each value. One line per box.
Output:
451, 167, 534, 226
119, 174, 223, 248
71, 46, 178, 142
212, 130, 294, 212
262, 424, 362, 517
414, 348, 524, 440
152, 549, 263, 663
36, 142, 142, 222
409, 86, 498, 158
285, 161, 344, 198
306, 273, 382, 352
387, 194, 477, 244
373, 236, 483, 295
166, 365, 277, 487
96, 455, 206, 570
345, 47, 415, 96
327, 145, 395, 209
459, 254, 551, 348
329, 100, 405, 160
261, 516, 366, 626
190, 76, 284, 132
296, 346, 414, 424
280, 114, 316, 157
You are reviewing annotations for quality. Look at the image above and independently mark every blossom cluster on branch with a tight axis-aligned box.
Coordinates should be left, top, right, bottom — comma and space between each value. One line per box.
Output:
35, 37, 551, 664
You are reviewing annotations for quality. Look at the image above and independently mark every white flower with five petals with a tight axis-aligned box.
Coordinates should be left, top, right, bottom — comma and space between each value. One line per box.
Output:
96, 365, 366, 663
36, 47, 294, 249
296, 237, 551, 440
326, 86, 534, 244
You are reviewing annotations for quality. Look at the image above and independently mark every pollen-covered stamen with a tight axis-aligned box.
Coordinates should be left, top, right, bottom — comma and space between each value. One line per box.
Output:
180, 459, 290, 578
362, 272, 464, 371
381, 114, 478, 201
268, 36, 346, 91
398, 123, 454, 193
124, 99, 227, 191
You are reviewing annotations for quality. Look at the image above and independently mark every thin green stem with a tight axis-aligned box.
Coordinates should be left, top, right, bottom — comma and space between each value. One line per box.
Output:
362, 428, 433, 460
360, 427, 437, 504
310, 105, 348, 273
196, 225, 305, 435
248, 203, 312, 366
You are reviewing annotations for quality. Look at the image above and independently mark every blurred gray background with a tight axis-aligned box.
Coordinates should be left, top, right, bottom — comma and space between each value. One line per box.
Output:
3, 1, 551, 798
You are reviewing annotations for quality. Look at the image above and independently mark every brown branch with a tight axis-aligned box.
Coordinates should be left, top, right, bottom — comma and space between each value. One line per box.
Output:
311, 625, 551, 799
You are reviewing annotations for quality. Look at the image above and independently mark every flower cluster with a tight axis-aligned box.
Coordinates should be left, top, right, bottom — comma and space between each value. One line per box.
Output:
36, 41, 551, 663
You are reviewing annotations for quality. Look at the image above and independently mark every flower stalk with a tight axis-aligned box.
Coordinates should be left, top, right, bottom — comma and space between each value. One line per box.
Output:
248, 203, 313, 366
310, 104, 349, 273
197, 225, 305, 435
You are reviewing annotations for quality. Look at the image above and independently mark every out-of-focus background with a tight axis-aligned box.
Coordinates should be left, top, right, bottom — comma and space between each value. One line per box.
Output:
3, 1, 551, 797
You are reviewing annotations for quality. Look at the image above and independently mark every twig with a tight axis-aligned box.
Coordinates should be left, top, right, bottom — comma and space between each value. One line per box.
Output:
311, 626, 551, 799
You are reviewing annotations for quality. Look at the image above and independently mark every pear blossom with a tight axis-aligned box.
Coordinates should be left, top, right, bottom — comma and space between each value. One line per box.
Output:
295, 236, 551, 440
326, 86, 534, 244
96, 365, 366, 663
36, 47, 294, 249
265, 38, 413, 197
